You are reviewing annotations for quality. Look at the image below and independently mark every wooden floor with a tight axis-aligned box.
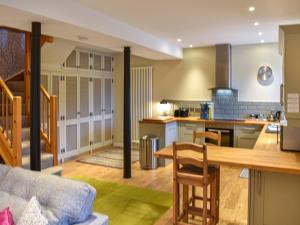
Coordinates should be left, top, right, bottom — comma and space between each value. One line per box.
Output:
62, 146, 248, 225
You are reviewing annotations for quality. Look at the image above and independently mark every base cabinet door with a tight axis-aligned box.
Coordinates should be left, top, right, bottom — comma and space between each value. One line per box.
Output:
235, 125, 262, 148
249, 170, 300, 225
179, 122, 205, 143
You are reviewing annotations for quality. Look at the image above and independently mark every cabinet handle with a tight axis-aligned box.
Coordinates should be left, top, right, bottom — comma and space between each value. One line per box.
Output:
258, 171, 262, 195
280, 84, 284, 106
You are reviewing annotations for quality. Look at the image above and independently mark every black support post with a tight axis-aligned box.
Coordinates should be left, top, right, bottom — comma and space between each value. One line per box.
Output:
123, 47, 131, 178
30, 22, 41, 171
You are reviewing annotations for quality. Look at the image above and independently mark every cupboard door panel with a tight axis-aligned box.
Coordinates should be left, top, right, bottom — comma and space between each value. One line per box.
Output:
93, 54, 102, 71
105, 118, 112, 141
66, 50, 77, 68
103, 56, 112, 72
93, 78, 102, 116
104, 78, 112, 115
80, 122, 90, 148
66, 76, 78, 120
94, 120, 102, 144
66, 124, 77, 152
79, 51, 89, 69
80, 77, 89, 118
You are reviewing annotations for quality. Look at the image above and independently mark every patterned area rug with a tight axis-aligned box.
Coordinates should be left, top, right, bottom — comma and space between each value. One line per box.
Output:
78, 149, 139, 169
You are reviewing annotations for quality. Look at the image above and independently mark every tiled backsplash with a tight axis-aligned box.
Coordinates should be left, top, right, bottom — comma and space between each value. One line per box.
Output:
171, 90, 282, 119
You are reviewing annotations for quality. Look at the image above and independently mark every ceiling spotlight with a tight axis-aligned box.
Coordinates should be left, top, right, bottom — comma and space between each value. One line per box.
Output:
78, 35, 88, 41
189, 44, 193, 48
249, 6, 255, 12
254, 22, 260, 26
258, 32, 263, 36
261, 40, 265, 43
177, 38, 182, 42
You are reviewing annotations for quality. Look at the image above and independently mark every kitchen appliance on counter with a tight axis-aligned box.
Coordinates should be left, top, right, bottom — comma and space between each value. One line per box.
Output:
174, 108, 189, 117
200, 103, 214, 119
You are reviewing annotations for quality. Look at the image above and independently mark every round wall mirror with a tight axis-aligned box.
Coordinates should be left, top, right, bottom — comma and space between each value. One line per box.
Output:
257, 66, 274, 86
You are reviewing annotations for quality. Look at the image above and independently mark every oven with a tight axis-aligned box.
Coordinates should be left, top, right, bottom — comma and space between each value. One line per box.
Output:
205, 127, 234, 147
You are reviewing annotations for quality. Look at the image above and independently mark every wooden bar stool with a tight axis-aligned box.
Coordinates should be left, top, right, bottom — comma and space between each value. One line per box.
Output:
173, 142, 217, 225
193, 131, 221, 223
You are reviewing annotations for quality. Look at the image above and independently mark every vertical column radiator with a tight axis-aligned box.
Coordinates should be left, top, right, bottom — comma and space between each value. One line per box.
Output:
130, 66, 153, 143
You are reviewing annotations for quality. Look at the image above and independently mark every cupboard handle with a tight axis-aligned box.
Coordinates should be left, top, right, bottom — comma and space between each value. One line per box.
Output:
280, 84, 284, 106
258, 171, 262, 195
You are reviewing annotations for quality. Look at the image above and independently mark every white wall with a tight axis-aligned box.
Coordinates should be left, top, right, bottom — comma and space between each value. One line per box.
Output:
232, 43, 282, 102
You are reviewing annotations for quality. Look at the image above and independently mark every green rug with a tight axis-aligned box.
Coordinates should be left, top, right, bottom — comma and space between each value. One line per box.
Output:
73, 176, 172, 225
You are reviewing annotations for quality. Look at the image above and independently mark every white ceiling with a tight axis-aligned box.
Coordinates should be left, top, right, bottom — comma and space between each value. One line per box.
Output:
1, 0, 300, 59
78, 0, 300, 47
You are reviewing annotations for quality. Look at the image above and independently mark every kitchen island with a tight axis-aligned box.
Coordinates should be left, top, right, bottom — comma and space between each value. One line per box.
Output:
141, 117, 300, 225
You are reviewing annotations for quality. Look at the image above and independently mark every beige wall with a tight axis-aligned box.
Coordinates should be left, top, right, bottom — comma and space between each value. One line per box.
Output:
113, 47, 216, 144
232, 43, 282, 102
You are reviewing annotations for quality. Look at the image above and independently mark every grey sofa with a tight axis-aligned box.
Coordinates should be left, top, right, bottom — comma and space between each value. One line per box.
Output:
0, 164, 108, 225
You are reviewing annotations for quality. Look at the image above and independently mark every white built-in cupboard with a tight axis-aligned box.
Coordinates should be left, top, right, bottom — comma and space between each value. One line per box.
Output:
41, 49, 114, 162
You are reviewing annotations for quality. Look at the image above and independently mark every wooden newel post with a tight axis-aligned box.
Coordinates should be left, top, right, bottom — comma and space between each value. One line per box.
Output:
50, 96, 58, 166
12, 96, 22, 166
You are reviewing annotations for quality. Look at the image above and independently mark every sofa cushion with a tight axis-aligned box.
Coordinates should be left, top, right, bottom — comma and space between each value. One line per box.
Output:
0, 191, 27, 223
0, 164, 11, 181
0, 167, 42, 201
17, 197, 48, 225
0, 167, 96, 224
0, 207, 14, 225
32, 174, 96, 224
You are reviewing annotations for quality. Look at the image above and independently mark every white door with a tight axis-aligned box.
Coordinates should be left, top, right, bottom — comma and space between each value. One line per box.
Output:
64, 74, 79, 158
78, 76, 91, 153
91, 77, 103, 149
103, 78, 113, 145
50, 73, 64, 162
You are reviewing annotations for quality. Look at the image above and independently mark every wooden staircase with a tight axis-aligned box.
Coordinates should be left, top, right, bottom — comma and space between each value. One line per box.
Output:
0, 26, 57, 170
0, 78, 58, 169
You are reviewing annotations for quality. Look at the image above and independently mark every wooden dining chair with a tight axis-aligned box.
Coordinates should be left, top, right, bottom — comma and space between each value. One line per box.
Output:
192, 131, 221, 223
173, 142, 217, 225
193, 131, 221, 146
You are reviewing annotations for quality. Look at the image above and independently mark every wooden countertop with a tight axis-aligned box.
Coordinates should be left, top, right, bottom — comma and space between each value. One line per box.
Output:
140, 116, 267, 126
155, 124, 300, 175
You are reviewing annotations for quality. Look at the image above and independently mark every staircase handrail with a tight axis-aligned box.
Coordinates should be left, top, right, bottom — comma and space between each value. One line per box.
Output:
40, 84, 58, 166
0, 77, 22, 166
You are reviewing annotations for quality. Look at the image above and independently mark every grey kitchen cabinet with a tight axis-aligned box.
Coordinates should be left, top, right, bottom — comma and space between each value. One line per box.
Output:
179, 122, 205, 143
139, 121, 178, 166
139, 121, 178, 149
234, 125, 262, 149
249, 170, 300, 225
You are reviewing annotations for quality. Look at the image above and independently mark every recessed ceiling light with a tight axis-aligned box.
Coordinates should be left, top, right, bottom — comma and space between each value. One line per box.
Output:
258, 32, 263, 36
249, 6, 255, 12
177, 38, 182, 42
261, 40, 265, 43
189, 44, 193, 48
78, 35, 88, 41
254, 22, 260, 26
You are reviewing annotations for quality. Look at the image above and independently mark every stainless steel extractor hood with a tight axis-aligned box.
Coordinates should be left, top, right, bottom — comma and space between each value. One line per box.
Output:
209, 44, 237, 91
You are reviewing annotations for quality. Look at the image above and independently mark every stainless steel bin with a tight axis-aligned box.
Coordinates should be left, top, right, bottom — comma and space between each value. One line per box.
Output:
139, 135, 159, 169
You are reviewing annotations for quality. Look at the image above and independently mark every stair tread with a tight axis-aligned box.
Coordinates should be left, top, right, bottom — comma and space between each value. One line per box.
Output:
22, 153, 54, 168
22, 139, 45, 146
